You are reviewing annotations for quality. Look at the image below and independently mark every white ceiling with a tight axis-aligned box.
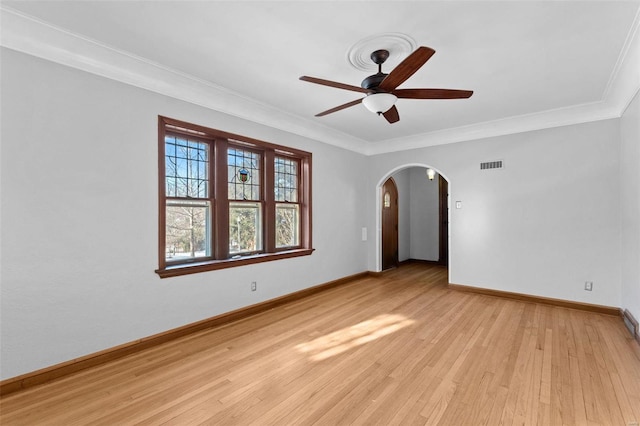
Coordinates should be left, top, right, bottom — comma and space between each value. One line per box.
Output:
2, 1, 639, 154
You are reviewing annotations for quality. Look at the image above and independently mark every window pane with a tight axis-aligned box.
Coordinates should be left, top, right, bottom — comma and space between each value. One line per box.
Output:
274, 157, 298, 202
229, 202, 263, 254
228, 148, 261, 201
276, 203, 299, 248
166, 200, 211, 262
165, 135, 209, 198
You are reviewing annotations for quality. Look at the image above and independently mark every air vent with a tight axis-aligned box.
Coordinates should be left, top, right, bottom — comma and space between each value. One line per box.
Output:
480, 160, 503, 170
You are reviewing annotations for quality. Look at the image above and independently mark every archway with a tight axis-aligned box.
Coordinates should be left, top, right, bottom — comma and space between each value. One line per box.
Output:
375, 164, 451, 273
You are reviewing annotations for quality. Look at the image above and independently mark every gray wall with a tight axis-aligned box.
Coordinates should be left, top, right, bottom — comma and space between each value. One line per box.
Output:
367, 119, 622, 308
620, 91, 640, 324
2, 45, 637, 382
0, 49, 369, 379
391, 168, 440, 263
409, 168, 440, 262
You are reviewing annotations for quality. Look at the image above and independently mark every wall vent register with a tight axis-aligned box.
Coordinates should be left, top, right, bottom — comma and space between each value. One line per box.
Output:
480, 160, 504, 170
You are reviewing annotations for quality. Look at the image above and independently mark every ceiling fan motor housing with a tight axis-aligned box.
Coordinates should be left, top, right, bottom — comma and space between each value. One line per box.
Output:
361, 73, 388, 91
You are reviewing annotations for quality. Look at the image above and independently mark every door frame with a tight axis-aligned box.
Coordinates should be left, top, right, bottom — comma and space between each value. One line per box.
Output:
438, 174, 449, 266
375, 164, 451, 273
381, 176, 399, 270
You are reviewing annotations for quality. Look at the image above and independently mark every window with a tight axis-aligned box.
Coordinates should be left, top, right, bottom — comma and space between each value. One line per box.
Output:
157, 117, 313, 278
275, 156, 300, 248
228, 147, 263, 255
164, 134, 211, 262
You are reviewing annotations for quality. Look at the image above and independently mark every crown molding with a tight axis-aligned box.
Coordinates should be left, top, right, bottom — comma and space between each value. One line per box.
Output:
366, 5, 640, 156
364, 100, 622, 156
602, 5, 640, 107
0, 6, 367, 154
2, 5, 638, 157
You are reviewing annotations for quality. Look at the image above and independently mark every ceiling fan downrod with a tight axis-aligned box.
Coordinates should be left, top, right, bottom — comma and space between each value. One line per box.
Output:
361, 49, 390, 91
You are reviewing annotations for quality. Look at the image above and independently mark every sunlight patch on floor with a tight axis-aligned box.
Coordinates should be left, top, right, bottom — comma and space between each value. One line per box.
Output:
295, 314, 415, 361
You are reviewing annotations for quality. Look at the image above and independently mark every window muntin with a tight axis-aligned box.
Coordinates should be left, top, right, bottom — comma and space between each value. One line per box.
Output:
274, 156, 300, 248
275, 157, 298, 202
157, 116, 313, 277
228, 147, 263, 254
164, 135, 211, 263
165, 135, 209, 198
228, 147, 261, 201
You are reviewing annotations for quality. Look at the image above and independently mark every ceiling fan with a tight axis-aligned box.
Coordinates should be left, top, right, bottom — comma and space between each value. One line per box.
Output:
300, 46, 473, 124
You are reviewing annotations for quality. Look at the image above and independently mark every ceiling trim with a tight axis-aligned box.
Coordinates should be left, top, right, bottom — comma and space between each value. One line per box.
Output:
0, 6, 368, 153
366, 6, 640, 156
602, 5, 640, 103
364, 100, 622, 156
2, 5, 638, 157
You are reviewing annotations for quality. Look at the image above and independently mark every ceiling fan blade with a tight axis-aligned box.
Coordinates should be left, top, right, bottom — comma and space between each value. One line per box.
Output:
394, 88, 474, 99
382, 105, 400, 124
315, 98, 363, 117
378, 46, 436, 92
300, 76, 369, 93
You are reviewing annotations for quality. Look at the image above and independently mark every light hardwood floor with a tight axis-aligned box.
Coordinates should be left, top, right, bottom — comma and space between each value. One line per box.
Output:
1, 264, 640, 425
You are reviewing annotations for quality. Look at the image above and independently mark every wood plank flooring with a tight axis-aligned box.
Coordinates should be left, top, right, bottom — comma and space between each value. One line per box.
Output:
1, 263, 640, 425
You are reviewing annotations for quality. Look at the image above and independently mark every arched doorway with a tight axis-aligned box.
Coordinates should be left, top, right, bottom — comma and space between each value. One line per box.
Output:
376, 165, 450, 273
381, 177, 399, 270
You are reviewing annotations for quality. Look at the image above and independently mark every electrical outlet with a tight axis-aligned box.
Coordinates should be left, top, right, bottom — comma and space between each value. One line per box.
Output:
251, 281, 257, 292
584, 281, 593, 291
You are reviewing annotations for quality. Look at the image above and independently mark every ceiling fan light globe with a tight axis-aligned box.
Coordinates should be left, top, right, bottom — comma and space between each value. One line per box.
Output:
362, 93, 397, 114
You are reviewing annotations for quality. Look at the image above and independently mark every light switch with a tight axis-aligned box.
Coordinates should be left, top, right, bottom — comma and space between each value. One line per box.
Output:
455, 201, 462, 209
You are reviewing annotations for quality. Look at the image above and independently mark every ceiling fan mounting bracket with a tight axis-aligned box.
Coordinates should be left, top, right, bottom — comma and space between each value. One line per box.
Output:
370, 49, 390, 65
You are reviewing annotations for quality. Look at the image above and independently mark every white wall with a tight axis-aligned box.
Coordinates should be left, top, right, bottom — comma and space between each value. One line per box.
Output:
367, 119, 622, 308
620, 90, 640, 322
0, 49, 369, 380
409, 168, 439, 261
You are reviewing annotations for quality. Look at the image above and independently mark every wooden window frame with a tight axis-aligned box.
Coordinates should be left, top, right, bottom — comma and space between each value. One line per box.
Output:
156, 116, 313, 278
273, 155, 302, 250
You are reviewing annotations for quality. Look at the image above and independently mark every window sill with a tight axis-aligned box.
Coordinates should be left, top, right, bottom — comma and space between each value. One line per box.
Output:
155, 248, 315, 278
